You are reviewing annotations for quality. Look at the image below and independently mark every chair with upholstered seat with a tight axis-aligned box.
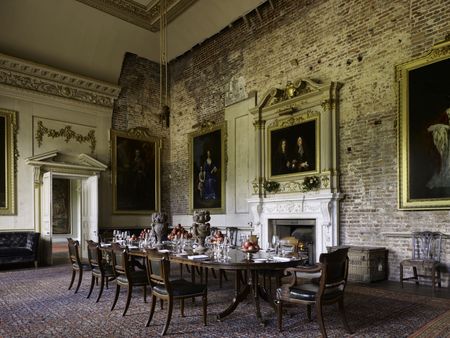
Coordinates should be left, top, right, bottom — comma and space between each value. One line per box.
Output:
67, 238, 91, 294
110, 243, 148, 316
86, 241, 115, 302
275, 247, 352, 338
400, 231, 443, 296
146, 250, 207, 336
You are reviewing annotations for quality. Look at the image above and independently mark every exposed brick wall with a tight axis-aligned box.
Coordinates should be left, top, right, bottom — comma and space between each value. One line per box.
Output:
113, 52, 171, 214
114, 0, 450, 283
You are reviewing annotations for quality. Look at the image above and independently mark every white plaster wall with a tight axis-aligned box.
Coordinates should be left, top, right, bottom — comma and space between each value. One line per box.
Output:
0, 85, 112, 232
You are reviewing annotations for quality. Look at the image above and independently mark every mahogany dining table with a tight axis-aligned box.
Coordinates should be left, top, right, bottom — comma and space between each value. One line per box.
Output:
126, 246, 306, 325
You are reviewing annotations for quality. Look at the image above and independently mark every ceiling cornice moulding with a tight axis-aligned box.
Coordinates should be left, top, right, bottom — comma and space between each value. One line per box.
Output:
76, 0, 197, 32
0, 53, 121, 108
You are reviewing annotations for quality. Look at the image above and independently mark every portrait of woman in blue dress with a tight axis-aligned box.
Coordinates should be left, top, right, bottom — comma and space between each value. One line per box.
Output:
203, 150, 218, 200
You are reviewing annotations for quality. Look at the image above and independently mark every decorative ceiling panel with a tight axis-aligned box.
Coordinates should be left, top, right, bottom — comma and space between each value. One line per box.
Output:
76, 0, 197, 32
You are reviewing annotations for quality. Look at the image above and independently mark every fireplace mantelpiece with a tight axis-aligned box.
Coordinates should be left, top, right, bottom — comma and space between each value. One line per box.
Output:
247, 78, 342, 262
248, 191, 343, 262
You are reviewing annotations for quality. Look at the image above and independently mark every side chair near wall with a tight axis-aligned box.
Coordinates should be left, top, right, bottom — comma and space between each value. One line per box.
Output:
67, 238, 91, 294
110, 243, 148, 316
275, 247, 352, 338
86, 241, 115, 302
400, 231, 443, 296
146, 250, 207, 336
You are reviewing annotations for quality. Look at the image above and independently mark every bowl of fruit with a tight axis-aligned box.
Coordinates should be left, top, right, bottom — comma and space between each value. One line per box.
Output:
241, 237, 260, 260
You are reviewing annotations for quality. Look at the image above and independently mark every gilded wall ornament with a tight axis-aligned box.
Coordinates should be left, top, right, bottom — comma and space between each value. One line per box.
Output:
35, 121, 96, 154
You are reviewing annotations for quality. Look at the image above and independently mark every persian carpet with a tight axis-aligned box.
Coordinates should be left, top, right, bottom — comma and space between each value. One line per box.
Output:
0, 265, 449, 337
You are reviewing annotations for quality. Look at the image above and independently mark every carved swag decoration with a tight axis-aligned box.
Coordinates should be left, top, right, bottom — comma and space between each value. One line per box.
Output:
35, 121, 96, 154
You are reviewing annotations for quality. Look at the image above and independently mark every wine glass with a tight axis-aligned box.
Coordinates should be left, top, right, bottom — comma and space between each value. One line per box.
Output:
272, 235, 280, 254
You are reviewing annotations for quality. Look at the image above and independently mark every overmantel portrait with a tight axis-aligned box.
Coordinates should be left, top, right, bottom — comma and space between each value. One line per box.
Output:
0, 108, 17, 215
267, 113, 320, 180
111, 128, 161, 214
189, 123, 226, 214
398, 37, 450, 209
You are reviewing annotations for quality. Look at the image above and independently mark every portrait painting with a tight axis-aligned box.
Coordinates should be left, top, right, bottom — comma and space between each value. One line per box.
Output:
268, 117, 319, 179
398, 39, 450, 209
0, 108, 17, 215
189, 124, 225, 213
52, 178, 71, 234
111, 129, 161, 214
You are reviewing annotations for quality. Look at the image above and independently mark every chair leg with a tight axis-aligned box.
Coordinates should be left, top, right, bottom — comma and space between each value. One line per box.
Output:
413, 267, 419, 285
400, 263, 404, 288
160, 299, 164, 310
180, 298, 185, 317
202, 293, 207, 326
87, 275, 95, 299
338, 298, 352, 334
316, 302, 327, 338
146, 295, 157, 327
68, 270, 76, 290
143, 285, 147, 303
432, 265, 436, 297
122, 284, 133, 316
111, 284, 120, 311
276, 300, 283, 332
74, 269, 83, 294
307, 304, 312, 321
161, 297, 173, 336
437, 267, 442, 288
96, 276, 105, 303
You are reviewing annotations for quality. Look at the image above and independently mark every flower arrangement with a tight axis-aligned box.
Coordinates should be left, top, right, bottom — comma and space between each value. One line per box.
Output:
302, 176, 320, 191
264, 180, 280, 193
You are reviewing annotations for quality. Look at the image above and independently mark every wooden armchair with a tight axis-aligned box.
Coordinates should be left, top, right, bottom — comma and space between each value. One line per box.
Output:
110, 243, 148, 316
275, 247, 352, 338
67, 238, 90, 294
146, 250, 207, 336
400, 231, 443, 296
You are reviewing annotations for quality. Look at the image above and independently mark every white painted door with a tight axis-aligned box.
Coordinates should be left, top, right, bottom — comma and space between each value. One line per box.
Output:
41, 171, 53, 265
81, 175, 99, 258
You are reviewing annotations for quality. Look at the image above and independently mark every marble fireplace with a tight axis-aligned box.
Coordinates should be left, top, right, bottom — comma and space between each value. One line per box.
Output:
247, 78, 342, 263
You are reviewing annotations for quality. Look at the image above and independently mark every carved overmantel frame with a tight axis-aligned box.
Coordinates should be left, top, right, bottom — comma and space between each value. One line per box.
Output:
248, 78, 343, 261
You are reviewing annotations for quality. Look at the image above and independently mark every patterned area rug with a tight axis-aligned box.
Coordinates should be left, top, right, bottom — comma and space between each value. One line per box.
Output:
1, 265, 449, 337
409, 309, 450, 338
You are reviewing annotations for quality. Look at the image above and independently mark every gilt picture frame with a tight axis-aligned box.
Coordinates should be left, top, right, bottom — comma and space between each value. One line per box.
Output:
0, 108, 17, 215
111, 128, 161, 214
189, 124, 226, 213
268, 115, 320, 180
397, 38, 450, 209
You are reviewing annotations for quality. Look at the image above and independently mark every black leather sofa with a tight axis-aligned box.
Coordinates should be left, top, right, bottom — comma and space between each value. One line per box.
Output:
0, 232, 40, 268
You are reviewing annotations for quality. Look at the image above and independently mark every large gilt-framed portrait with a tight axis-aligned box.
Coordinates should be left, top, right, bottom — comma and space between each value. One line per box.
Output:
0, 108, 17, 215
52, 178, 71, 234
398, 38, 450, 209
189, 124, 225, 213
111, 128, 161, 214
268, 116, 319, 180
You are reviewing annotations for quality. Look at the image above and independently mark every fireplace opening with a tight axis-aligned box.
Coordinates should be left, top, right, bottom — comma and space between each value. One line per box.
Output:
270, 219, 315, 264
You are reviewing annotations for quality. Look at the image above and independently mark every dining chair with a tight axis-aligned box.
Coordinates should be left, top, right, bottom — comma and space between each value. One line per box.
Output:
275, 247, 352, 338
146, 250, 207, 336
86, 241, 115, 302
67, 238, 91, 294
110, 243, 148, 316
400, 231, 443, 296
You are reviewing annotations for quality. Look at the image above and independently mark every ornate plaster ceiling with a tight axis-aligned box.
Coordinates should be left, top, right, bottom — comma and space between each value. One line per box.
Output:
75, 0, 197, 32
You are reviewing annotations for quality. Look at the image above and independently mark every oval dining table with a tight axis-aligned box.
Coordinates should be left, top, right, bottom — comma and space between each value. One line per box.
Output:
129, 247, 306, 325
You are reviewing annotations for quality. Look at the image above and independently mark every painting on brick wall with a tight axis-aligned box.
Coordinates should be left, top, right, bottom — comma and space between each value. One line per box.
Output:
398, 38, 450, 209
189, 124, 225, 213
52, 178, 71, 234
111, 128, 161, 214
268, 116, 319, 179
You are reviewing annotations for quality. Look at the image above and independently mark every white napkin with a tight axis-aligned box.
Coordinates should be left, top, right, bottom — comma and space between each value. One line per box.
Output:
188, 254, 209, 260
158, 249, 170, 253
272, 256, 291, 262
100, 243, 111, 247
128, 245, 139, 249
